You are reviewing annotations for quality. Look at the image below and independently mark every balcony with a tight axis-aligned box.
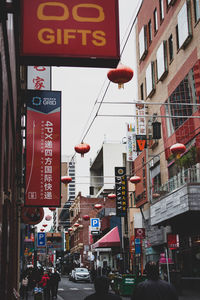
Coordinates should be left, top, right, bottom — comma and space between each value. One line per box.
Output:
151, 167, 200, 225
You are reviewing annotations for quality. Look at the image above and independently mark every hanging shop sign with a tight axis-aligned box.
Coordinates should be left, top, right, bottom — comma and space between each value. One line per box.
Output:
115, 167, 127, 217
136, 135, 147, 152
20, 0, 120, 68
25, 90, 61, 207
27, 66, 51, 90
167, 234, 179, 250
21, 207, 44, 225
135, 228, 145, 239
126, 123, 137, 161
136, 106, 146, 135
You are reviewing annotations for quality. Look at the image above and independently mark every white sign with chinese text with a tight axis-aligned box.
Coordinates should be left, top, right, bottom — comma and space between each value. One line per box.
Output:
27, 66, 51, 90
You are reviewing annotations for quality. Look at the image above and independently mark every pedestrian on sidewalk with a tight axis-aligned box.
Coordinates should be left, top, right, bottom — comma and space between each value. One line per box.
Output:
20, 274, 29, 300
39, 272, 50, 300
131, 261, 179, 300
84, 276, 122, 300
49, 268, 61, 299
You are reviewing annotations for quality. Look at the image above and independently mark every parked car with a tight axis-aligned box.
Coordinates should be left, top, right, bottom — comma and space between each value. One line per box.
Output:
73, 267, 90, 282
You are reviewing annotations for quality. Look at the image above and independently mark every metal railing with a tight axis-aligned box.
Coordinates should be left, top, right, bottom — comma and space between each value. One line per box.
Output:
155, 167, 200, 196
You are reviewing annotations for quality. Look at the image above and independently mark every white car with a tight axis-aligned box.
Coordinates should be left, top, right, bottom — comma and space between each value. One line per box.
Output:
73, 267, 90, 282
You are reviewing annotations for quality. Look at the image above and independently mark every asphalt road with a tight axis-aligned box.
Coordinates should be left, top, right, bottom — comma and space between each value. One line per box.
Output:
57, 276, 127, 300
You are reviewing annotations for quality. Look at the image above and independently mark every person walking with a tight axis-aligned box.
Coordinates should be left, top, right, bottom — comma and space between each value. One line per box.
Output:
49, 268, 61, 299
131, 261, 179, 300
84, 276, 122, 300
20, 274, 29, 300
39, 272, 50, 300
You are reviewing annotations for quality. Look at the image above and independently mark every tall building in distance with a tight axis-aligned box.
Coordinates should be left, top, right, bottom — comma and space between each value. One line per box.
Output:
68, 159, 76, 204
58, 156, 76, 231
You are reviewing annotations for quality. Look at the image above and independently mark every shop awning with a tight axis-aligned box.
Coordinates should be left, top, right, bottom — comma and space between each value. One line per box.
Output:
92, 226, 120, 249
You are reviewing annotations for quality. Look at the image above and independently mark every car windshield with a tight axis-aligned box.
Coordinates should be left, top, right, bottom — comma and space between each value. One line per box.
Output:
75, 268, 88, 273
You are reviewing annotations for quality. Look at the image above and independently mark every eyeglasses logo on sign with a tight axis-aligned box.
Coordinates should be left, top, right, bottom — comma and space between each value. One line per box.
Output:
32, 97, 42, 106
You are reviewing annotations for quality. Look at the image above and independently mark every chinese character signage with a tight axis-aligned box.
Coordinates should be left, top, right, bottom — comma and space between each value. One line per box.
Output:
27, 66, 51, 90
25, 90, 61, 207
115, 167, 127, 217
136, 106, 146, 135
20, 0, 120, 68
126, 123, 137, 161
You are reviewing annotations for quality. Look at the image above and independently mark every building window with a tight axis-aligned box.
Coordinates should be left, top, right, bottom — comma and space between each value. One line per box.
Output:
168, 34, 174, 62
165, 63, 197, 134
154, 8, 158, 33
140, 83, 144, 100
177, 1, 192, 49
159, 0, 165, 22
139, 25, 148, 60
167, 0, 177, 6
156, 41, 168, 81
148, 19, 152, 45
194, 0, 200, 22
146, 62, 155, 98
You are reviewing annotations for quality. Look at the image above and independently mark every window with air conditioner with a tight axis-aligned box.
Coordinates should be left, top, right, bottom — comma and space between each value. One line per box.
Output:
139, 25, 148, 60
177, 1, 192, 49
156, 41, 168, 81
146, 62, 155, 98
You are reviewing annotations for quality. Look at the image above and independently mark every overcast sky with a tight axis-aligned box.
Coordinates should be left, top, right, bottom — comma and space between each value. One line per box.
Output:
51, 0, 141, 197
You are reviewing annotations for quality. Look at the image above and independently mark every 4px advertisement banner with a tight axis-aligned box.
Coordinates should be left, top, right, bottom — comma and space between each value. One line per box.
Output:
25, 90, 61, 207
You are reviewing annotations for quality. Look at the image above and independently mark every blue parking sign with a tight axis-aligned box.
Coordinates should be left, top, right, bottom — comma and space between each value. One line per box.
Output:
91, 218, 100, 228
37, 233, 46, 247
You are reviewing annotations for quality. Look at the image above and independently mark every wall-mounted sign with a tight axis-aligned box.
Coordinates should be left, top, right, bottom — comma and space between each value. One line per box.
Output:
25, 90, 61, 207
20, 0, 120, 68
135, 228, 145, 239
27, 66, 51, 90
115, 167, 127, 217
136, 135, 147, 152
126, 123, 137, 161
37, 232, 46, 247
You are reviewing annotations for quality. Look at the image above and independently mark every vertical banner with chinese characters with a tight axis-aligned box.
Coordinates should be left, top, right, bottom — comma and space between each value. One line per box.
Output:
126, 123, 137, 161
25, 90, 61, 207
115, 167, 127, 217
27, 66, 51, 90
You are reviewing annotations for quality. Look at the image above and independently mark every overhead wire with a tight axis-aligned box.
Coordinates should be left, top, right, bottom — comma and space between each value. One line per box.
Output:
70, 1, 143, 164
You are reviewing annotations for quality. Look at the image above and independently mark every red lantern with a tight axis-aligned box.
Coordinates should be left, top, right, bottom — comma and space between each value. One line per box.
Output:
107, 63, 134, 89
94, 204, 102, 210
45, 215, 52, 221
68, 227, 73, 232
40, 229, 44, 232
170, 143, 186, 159
83, 215, 90, 221
130, 176, 141, 184
43, 224, 47, 227
74, 223, 79, 227
75, 142, 90, 157
49, 207, 56, 211
61, 176, 72, 185
108, 193, 116, 199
